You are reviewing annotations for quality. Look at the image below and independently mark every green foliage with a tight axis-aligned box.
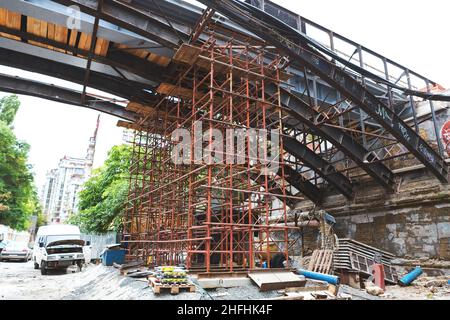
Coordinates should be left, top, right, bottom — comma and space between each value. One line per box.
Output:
36, 210, 47, 229
68, 144, 131, 234
0, 95, 41, 230
0, 95, 20, 126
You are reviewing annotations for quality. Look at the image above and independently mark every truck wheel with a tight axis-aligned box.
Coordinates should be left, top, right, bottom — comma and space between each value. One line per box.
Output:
77, 261, 83, 272
40, 262, 48, 275
34, 261, 39, 269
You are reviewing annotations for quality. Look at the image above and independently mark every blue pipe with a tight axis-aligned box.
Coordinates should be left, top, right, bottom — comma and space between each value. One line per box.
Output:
399, 267, 423, 286
297, 269, 340, 285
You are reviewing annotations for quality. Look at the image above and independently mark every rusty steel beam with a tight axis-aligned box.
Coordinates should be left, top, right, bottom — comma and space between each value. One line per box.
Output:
0, 73, 139, 121
283, 136, 353, 198
201, 0, 447, 183
0, 47, 157, 104
271, 84, 395, 189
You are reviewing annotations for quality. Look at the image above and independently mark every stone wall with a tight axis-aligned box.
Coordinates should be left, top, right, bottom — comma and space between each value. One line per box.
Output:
293, 168, 450, 260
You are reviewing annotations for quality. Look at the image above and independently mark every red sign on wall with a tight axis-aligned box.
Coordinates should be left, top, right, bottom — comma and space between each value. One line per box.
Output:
441, 121, 450, 156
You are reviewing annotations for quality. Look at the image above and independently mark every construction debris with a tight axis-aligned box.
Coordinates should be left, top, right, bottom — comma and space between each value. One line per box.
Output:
399, 267, 423, 286
114, 260, 145, 276
268, 284, 345, 300
297, 269, 340, 285
334, 238, 398, 284
196, 276, 252, 289
364, 281, 385, 296
308, 249, 334, 274
148, 266, 196, 295
248, 270, 306, 292
424, 279, 449, 288
127, 271, 155, 279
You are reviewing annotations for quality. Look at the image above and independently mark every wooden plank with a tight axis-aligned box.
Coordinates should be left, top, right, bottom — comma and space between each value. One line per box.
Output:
5, 9, 21, 30
126, 102, 157, 116
248, 271, 306, 292
308, 250, 318, 271
26, 17, 47, 49
0, 8, 20, 41
0, 32, 20, 41
68, 29, 78, 46
95, 38, 110, 57
117, 120, 139, 130
157, 83, 193, 100
0, 8, 6, 26
173, 43, 202, 65
112, 44, 169, 66
54, 24, 68, 53
114, 44, 148, 59
46, 23, 55, 50
77, 32, 91, 56
126, 102, 178, 121
325, 251, 334, 274
315, 250, 324, 272
148, 53, 171, 67
130, 48, 148, 59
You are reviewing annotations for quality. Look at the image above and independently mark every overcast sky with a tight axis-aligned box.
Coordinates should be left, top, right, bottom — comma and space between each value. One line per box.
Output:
2, 0, 450, 193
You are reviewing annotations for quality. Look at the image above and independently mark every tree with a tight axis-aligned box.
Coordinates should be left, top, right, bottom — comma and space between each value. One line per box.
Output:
68, 144, 131, 233
0, 95, 20, 126
0, 95, 41, 230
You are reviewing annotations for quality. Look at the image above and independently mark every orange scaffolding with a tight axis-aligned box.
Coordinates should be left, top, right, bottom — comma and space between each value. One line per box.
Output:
123, 31, 302, 272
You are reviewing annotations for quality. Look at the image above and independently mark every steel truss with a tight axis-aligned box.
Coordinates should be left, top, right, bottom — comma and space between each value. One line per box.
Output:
198, 0, 448, 183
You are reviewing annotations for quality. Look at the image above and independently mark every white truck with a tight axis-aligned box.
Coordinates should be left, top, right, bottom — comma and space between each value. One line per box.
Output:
33, 224, 90, 275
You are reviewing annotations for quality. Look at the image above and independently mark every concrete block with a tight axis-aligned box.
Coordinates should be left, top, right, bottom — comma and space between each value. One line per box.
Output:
197, 277, 252, 289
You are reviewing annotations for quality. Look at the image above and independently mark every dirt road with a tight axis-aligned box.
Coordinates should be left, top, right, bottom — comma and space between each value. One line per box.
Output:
0, 260, 89, 300
0, 260, 202, 300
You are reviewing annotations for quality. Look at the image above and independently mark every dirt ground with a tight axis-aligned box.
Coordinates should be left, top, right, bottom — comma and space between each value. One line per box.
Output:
0, 261, 202, 300
0, 261, 276, 300
0, 260, 87, 300
1, 260, 449, 300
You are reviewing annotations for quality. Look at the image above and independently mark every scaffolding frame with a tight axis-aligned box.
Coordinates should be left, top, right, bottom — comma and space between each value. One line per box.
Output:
122, 31, 307, 272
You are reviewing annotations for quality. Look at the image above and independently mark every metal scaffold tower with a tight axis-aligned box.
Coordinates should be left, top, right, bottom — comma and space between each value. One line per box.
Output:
123, 30, 305, 272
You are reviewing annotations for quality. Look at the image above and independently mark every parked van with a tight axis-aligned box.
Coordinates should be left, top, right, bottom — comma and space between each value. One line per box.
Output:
33, 224, 90, 275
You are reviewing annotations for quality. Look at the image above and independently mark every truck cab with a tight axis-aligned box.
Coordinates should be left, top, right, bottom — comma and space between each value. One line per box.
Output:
33, 225, 89, 275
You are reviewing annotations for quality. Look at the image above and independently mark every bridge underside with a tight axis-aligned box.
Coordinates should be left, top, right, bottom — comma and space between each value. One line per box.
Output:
1, 0, 448, 270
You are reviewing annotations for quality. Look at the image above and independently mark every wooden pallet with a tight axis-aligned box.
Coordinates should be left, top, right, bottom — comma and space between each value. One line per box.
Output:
308, 250, 334, 274
149, 278, 196, 295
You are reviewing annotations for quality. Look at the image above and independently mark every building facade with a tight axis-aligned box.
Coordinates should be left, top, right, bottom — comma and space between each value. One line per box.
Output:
41, 116, 99, 223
